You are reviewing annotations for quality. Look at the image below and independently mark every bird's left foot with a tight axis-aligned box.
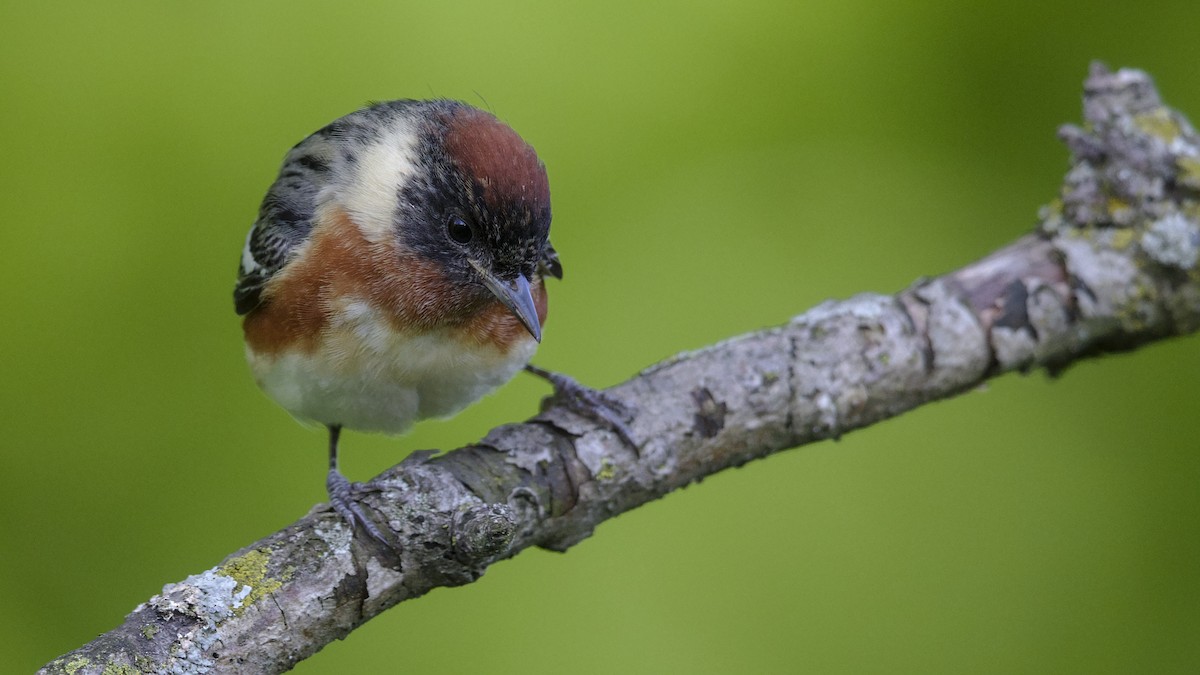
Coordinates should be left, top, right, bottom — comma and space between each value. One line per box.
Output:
525, 364, 638, 450
326, 469, 392, 548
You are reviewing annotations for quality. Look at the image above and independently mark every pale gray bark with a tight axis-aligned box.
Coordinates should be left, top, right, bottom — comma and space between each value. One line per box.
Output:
40, 63, 1200, 675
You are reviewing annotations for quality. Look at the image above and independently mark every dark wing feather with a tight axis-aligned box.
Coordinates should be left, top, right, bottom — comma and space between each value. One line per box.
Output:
539, 241, 563, 280
233, 141, 332, 315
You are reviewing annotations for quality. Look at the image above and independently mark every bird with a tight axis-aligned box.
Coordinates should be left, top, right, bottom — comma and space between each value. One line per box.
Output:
233, 99, 624, 545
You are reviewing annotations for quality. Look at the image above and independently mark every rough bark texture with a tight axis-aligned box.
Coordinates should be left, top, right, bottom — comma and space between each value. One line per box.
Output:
40, 63, 1200, 675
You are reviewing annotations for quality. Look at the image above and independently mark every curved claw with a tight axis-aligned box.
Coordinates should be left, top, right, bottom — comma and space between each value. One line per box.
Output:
525, 364, 638, 451
326, 469, 392, 548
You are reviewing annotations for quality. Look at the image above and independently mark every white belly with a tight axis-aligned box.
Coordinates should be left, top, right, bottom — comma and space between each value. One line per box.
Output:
247, 301, 538, 433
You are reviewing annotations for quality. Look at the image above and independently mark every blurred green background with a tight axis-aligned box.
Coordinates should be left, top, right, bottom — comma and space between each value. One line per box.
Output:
3, 1, 1199, 673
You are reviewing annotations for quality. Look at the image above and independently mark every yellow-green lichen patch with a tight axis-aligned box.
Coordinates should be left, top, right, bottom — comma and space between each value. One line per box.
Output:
1177, 156, 1200, 190
596, 457, 616, 481
1115, 280, 1158, 332
101, 663, 141, 675
1184, 202, 1200, 223
140, 623, 159, 640
1106, 197, 1134, 225
64, 657, 91, 675
1134, 109, 1182, 143
1109, 227, 1136, 251
218, 548, 283, 614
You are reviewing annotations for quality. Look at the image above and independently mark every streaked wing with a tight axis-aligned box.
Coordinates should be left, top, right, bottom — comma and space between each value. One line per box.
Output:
540, 241, 562, 280
234, 139, 333, 315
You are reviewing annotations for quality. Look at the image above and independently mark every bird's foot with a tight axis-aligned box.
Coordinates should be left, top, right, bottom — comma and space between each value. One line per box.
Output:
326, 468, 392, 548
525, 364, 638, 451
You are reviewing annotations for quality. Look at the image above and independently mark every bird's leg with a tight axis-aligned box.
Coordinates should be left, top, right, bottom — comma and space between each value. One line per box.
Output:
325, 424, 391, 546
524, 364, 638, 450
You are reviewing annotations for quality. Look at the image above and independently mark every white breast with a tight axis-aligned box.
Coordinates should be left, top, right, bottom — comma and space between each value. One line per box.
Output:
247, 299, 538, 434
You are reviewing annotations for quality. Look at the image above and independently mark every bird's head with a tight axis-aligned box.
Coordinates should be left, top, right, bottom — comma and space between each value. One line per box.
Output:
323, 100, 558, 342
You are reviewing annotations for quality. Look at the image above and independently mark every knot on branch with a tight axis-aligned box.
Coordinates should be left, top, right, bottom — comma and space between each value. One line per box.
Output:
452, 503, 517, 560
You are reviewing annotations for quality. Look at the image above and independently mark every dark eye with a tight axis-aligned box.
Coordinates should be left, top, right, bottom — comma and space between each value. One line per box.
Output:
447, 215, 473, 244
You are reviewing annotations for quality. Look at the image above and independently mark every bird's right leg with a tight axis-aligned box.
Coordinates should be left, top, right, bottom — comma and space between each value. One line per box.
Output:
325, 424, 392, 546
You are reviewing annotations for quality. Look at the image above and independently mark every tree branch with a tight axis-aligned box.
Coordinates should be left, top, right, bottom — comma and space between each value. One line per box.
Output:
40, 63, 1200, 675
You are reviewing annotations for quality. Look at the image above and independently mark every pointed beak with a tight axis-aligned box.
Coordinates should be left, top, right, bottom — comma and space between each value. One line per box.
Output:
470, 261, 542, 343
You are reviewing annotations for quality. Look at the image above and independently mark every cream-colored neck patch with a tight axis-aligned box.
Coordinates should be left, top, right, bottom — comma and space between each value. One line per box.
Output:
335, 117, 420, 243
